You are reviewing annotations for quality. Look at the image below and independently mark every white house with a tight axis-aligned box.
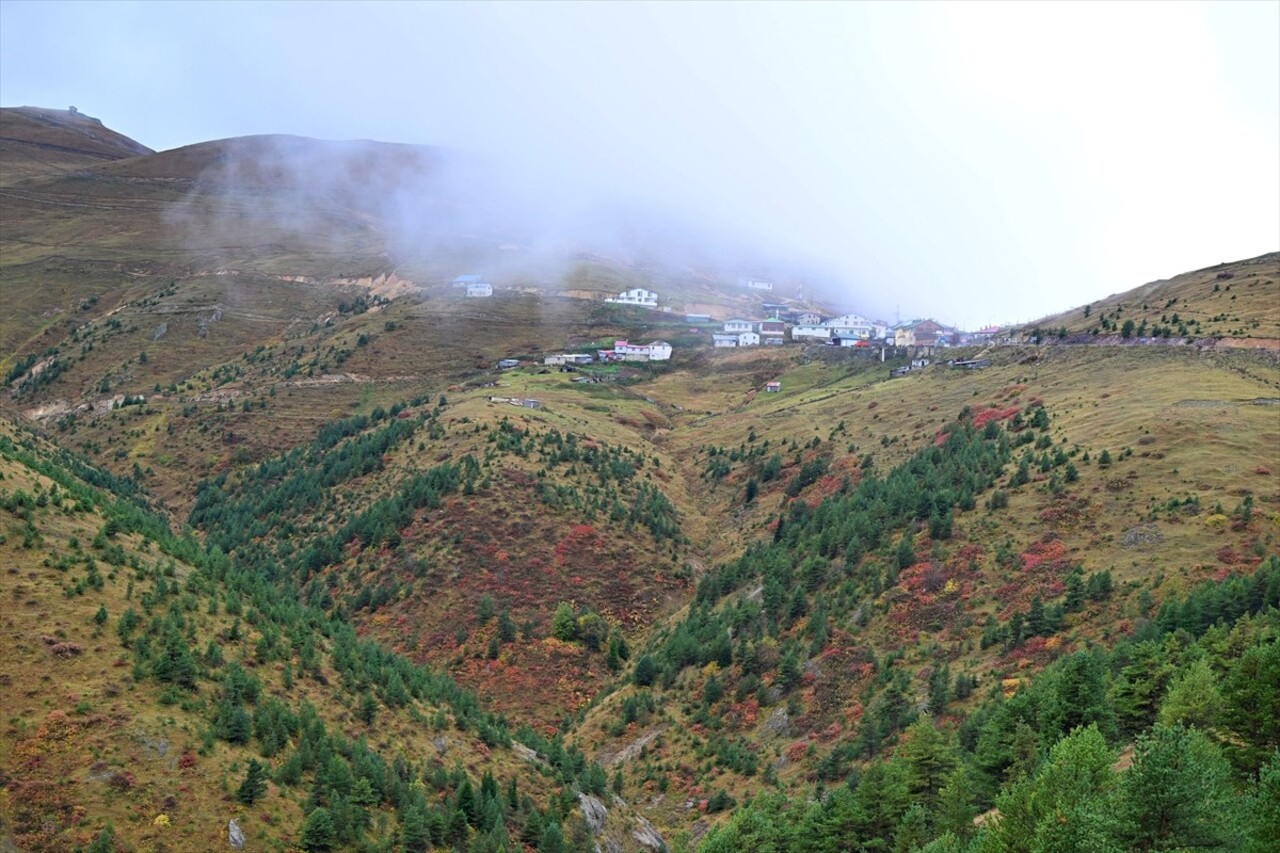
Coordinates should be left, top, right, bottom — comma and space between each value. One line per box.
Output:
646, 341, 673, 361
825, 313, 874, 339
795, 312, 823, 326
610, 340, 670, 362
713, 333, 739, 348
466, 282, 493, 298
741, 277, 774, 291
723, 319, 754, 334
738, 331, 761, 346
605, 288, 658, 308
792, 324, 832, 342
614, 340, 649, 361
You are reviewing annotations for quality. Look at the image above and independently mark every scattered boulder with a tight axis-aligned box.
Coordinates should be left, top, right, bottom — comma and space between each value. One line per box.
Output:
511, 742, 544, 765
50, 642, 83, 658
133, 732, 168, 758
228, 818, 245, 849
1120, 524, 1163, 549
761, 707, 790, 739
631, 816, 666, 851
578, 793, 608, 836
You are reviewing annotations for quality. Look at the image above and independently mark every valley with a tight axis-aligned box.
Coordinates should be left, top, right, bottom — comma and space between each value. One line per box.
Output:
1, 107, 1277, 853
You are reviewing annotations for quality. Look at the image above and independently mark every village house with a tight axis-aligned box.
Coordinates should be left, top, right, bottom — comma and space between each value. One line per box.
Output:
723, 319, 754, 334
613, 340, 647, 361
764, 381, 781, 393
741, 277, 774, 291
465, 281, 493, 298
894, 319, 953, 348
544, 353, 594, 366
792, 324, 832, 342
605, 288, 658, 308
646, 341, 673, 361
738, 331, 761, 346
713, 333, 739, 348
497, 358, 520, 369
969, 325, 1002, 343
824, 313, 874, 340
795, 312, 823, 326
610, 340, 673, 362
685, 313, 712, 324
759, 319, 787, 341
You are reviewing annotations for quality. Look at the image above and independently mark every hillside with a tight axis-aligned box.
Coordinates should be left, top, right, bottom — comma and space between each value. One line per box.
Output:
1, 111, 1278, 852
0, 418, 671, 853
0, 106, 153, 186
563, 343, 1280, 847
1021, 251, 1280, 346
0, 114, 825, 365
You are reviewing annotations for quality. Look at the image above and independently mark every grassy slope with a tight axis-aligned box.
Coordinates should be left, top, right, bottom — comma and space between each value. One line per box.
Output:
0, 420, 575, 852
0, 107, 153, 187
1022, 251, 1280, 343
566, 343, 1280, 842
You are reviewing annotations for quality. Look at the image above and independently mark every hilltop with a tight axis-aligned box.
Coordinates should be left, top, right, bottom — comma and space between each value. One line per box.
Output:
0, 106, 153, 186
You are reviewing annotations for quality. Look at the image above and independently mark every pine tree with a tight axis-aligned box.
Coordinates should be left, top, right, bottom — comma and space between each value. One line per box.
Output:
551, 602, 577, 642
1222, 640, 1280, 774
934, 765, 978, 840
300, 807, 336, 851
237, 759, 269, 805
927, 664, 951, 717
357, 692, 378, 726
1042, 651, 1116, 742
216, 698, 252, 744
1244, 753, 1280, 853
400, 803, 430, 852
1122, 724, 1237, 852
455, 777, 479, 827
153, 626, 198, 689
497, 609, 517, 643
897, 718, 958, 811
1157, 657, 1224, 731
981, 724, 1121, 853
632, 655, 657, 687
1027, 596, 1046, 637
895, 533, 916, 570
851, 759, 912, 845
538, 820, 565, 853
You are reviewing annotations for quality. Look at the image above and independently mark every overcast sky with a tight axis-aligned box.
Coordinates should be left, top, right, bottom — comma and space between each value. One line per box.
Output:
2, 0, 1276, 327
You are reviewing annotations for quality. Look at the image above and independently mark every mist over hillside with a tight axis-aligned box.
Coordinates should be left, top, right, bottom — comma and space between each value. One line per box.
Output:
1, 99, 1278, 853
